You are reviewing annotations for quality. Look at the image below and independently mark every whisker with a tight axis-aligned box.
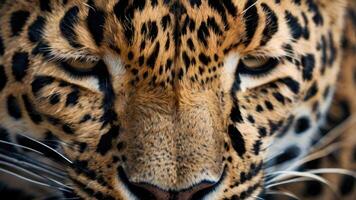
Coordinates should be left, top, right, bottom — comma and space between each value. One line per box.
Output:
0, 152, 66, 179
0, 161, 71, 193
242, 0, 263, 14
265, 190, 300, 200
312, 115, 356, 152
0, 149, 67, 176
265, 171, 339, 198
18, 134, 73, 164
0, 140, 44, 155
266, 177, 312, 188
265, 171, 329, 185
284, 142, 341, 171
307, 168, 356, 178
252, 196, 265, 200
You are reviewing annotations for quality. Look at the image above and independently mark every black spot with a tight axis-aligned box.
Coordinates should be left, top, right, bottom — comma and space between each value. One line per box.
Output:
301, 12, 310, 39
87, 1, 106, 46
260, 3, 278, 46
12, 52, 29, 81
222, 0, 237, 17
31, 41, 53, 60
243, 0, 259, 46
230, 101, 243, 123
294, 116, 311, 134
66, 88, 80, 107
182, 52, 191, 69
10, 10, 30, 36
285, 11, 302, 40
150, 0, 158, 7
264, 101, 274, 111
161, 15, 171, 30
247, 115, 255, 123
301, 54, 315, 81
147, 21, 158, 41
328, 32, 337, 65
280, 77, 300, 94
190, 0, 202, 7
323, 85, 330, 99
304, 82, 318, 101
49, 93, 61, 105
303, 181, 323, 197
339, 175, 355, 196
62, 124, 74, 135
78, 142, 88, 153
197, 21, 210, 46
0, 65, 7, 91
114, 0, 135, 45
146, 42, 160, 68
207, 17, 223, 35
0, 35, 5, 56
39, 0, 52, 12
60, 6, 82, 48
269, 120, 283, 135
199, 53, 211, 65
258, 127, 267, 137
306, 0, 323, 26
253, 140, 262, 155
187, 38, 195, 50
28, 16, 46, 43
43, 131, 59, 149
256, 105, 264, 113
7, 95, 22, 119
79, 114, 92, 123
96, 126, 120, 155
275, 145, 300, 165
22, 94, 43, 124
31, 76, 54, 95
0, 127, 17, 151
272, 92, 285, 104
228, 124, 246, 157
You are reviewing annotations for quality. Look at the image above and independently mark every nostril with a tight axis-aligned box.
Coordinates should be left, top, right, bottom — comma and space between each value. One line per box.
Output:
132, 181, 216, 200
188, 181, 220, 200
118, 166, 226, 200
133, 184, 171, 200
118, 167, 156, 200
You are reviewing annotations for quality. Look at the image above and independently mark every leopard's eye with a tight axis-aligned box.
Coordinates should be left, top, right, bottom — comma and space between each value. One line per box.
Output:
68, 58, 99, 69
238, 56, 279, 76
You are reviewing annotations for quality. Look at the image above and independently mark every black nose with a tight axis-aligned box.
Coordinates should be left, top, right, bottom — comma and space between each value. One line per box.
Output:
118, 166, 221, 200
133, 181, 216, 200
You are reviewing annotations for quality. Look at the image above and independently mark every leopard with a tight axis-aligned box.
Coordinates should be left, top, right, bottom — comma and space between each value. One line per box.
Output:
0, 0, 355, 200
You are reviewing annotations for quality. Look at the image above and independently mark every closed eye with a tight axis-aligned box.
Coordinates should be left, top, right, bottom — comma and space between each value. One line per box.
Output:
238, 56, 279, 76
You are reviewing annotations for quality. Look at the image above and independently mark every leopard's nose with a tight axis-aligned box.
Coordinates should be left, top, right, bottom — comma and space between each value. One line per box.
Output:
131, 181, 217, 200
118, 166, 222, 200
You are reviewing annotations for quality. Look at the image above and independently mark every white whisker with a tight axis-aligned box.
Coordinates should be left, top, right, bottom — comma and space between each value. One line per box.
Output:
265, 190, 300, 200
0, 140, 43, 155
18, 134, 73, 164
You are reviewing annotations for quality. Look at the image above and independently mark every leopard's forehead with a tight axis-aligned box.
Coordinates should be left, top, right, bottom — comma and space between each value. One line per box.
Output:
33, 0, 300, 88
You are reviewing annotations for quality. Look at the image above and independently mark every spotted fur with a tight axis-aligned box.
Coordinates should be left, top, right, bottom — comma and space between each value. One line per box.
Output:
0, 0, 354, 199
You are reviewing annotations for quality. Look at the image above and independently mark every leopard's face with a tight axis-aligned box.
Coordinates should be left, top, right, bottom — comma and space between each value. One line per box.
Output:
0, 0, 346, 199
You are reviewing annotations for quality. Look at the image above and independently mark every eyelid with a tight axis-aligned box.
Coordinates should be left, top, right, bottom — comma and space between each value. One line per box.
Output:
238, 57, 280, 76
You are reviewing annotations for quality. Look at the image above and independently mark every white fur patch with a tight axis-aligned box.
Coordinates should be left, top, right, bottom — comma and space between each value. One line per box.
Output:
104, 54, 126, 77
